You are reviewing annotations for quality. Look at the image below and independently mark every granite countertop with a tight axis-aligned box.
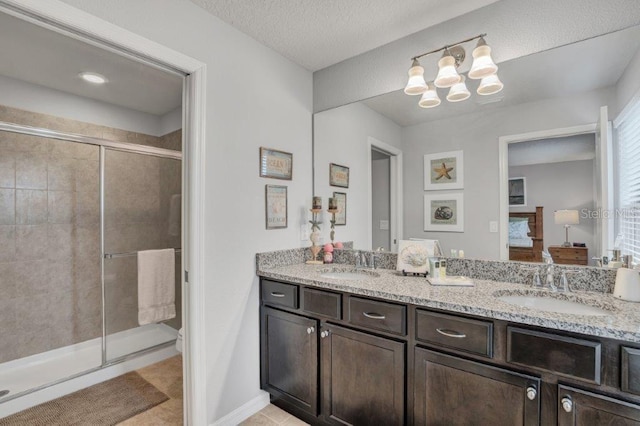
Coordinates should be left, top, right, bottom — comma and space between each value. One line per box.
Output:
257, 263, 640, 343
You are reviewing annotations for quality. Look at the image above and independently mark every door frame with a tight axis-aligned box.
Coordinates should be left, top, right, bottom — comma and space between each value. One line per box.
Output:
498, 124, 598, 261
367, 137, 403, 252
0, 1, 208, 424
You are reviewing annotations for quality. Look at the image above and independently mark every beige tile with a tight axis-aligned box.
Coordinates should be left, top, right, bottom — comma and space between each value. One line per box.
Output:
14, 259, 50, 297
0, 188, 15, 225
47, 157, 76, 191
261, 404, 292, 423
16, 189, 47, 225
0, 225, 16, 261
47, 190, 75, 224
282, 416, 310, 426
15, 224, 47, 260
0, 150, 16, 188
47, 224, 74, 260
240, 413, 281, 426
15, 152, 47, 190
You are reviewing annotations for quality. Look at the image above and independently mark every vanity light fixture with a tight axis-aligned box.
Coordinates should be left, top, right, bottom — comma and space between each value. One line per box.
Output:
418, 82, 441, 108
404, 33, 502, 108
79, 71, 107, 84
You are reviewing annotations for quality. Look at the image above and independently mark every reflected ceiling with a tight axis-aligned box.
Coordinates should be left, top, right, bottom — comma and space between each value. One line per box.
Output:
362, 25, 640, 127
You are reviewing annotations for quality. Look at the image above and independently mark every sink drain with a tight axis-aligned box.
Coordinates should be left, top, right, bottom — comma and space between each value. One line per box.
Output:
0, 390, 9, 397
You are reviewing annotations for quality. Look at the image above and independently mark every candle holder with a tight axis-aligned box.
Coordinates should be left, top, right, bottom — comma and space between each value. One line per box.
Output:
328, 208, 338, 245
306, 208, 323, 264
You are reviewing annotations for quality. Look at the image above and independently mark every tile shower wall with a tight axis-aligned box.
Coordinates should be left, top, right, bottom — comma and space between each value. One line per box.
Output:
0, 105, 182, 363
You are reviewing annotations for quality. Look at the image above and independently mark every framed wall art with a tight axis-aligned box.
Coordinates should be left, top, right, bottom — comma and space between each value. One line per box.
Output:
424, 150, 463, 190
265, 185, 288, 229
333, 191, 347, 225
508, 177, 527, 207
329, 163, 349, 188
259, 147, 292, 180
424, 192, 464, 232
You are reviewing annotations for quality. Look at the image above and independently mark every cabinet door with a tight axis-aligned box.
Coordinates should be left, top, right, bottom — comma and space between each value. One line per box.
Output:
261, 306, 318, 415
414, 347, 540, 426
558, 385, 640, 425
321, 324, 405, 425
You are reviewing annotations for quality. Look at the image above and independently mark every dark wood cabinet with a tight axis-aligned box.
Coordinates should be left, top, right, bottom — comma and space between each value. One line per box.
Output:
414, 347, 541, 426
548, 245, 589, 265
261, 306, 319, 415
321, 324, 405, 425
259, 277, 640, 425
558, 385, 640, 425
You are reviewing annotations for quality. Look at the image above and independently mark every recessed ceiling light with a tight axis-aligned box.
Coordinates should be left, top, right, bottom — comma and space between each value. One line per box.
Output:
79, 72, 107, 84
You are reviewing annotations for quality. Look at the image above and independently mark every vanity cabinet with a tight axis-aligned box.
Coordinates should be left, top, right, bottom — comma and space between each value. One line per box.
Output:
557, 385, 640, 425
321, 324, 405, 425
260, 306, 319, 416
414, 348, 541, 425
259, 277, 640, 425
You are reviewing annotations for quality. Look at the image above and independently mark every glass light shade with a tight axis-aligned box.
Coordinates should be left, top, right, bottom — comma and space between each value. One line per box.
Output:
477, 73, 504, 95
404, 60, 427, 95
468, 45, 498, 79
434, 55, 461, 88
418, 83, 441, 108
446, 75, 470, 102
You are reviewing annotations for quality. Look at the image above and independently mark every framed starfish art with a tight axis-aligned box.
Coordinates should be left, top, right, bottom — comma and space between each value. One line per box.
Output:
424, 150, 464, 190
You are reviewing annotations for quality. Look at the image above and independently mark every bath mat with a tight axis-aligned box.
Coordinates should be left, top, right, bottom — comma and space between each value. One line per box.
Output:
0, 371, 168, 425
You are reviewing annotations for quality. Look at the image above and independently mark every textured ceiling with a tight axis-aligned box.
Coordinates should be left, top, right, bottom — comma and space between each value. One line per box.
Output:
188, 0, 500, 71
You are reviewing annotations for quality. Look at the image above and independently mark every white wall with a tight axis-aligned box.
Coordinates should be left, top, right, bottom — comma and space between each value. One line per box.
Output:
314, 102, 401, 249
0, 74, 176, 136
615, 44, 640, 117
59, 0, 313, 423
402, 87, 614, 260
509, 160, 596, 255
372, 157, 390, 250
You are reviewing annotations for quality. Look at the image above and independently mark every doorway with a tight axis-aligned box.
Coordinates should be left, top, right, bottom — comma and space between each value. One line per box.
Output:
367, 137, 403, 252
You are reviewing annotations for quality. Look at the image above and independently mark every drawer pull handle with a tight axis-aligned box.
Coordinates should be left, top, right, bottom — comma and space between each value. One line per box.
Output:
270, 292, 286, 298
307, 327, 315, 335
561, 396, 573, 413
436, 328, 467, 338
363, 312, 386, 320
526, 386, 537, 401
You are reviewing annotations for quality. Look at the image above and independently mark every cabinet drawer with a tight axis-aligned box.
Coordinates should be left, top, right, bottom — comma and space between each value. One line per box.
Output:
415, 310, 493, 357
622, 347, 640, 396
347, 296, 406, 335
507, 327, 601, 384
302, 288, 341, 319
262, 280, 298, 309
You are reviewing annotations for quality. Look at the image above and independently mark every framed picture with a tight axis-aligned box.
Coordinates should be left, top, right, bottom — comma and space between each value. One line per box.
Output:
424, 192, 464, 232
333, 192, 346, 225
508, 177, 527, 207
396, 239, 430, 274
424, 150, 464, 190
259, 147, 292, 180
265, 185, 287, 229
329, 163, 349, 188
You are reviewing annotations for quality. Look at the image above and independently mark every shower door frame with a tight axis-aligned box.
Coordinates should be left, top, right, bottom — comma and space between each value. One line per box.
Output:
0, 1, 208, 424
0, 121, 183, 362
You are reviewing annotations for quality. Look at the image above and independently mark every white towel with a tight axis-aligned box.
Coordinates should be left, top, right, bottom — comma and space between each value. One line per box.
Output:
138, 249, 176, 325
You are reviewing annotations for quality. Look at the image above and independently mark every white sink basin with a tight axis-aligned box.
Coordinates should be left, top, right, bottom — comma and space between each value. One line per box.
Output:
320, 270, 378, 281
497, 295, 611, 316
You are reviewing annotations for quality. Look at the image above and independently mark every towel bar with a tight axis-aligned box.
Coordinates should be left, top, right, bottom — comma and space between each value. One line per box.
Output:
104, 248, 181, 259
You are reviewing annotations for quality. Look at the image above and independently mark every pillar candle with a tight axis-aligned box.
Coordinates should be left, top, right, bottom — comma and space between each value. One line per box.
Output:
313, 196, 322, 210
329, 197, 337, 209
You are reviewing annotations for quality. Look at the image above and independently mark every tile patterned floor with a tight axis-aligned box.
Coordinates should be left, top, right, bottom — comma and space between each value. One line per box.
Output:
117, 355, 183, 425
240, 404, 309, 425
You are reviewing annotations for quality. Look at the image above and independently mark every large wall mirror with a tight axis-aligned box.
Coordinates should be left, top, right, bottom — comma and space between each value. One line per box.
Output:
313, 24, 640, 266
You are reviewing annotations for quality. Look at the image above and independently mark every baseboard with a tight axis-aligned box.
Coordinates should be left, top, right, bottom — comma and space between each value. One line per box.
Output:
211, 391, 270, 426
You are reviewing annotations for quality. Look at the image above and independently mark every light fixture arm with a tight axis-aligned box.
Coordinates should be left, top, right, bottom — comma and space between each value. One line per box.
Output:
411, 33, 487, 61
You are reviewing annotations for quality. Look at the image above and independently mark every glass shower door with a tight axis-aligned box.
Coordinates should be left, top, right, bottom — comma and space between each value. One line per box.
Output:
103, 148, 181, 362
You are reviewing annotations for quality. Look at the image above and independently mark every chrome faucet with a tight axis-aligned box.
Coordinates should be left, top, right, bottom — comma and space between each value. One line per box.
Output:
355, 251, 378, 269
